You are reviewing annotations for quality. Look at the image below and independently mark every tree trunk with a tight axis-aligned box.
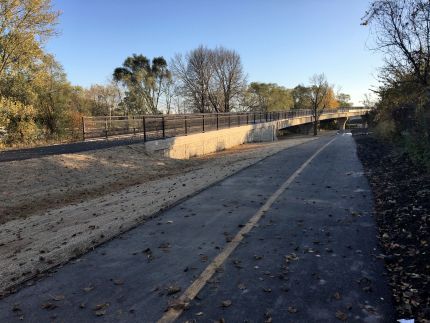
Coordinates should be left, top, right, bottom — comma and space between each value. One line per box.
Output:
313, 120, 318, 136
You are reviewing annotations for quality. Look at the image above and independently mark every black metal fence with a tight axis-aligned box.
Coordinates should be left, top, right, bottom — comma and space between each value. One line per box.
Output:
82, 108, 365, 141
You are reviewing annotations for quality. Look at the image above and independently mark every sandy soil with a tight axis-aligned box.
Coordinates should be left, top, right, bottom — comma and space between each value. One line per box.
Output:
0, 144, 202, 224
0, 135, 317, 295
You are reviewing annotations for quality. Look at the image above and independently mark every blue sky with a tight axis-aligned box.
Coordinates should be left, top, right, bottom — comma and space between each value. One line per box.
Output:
46, 0, 382, 105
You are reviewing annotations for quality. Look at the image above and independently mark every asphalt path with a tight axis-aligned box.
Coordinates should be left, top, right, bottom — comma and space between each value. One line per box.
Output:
0, 134, 395, 322
0, 137, 147, 163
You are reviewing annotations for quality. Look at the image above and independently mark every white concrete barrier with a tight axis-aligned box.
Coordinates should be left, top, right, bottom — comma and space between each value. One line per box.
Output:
144, 122, 276, 159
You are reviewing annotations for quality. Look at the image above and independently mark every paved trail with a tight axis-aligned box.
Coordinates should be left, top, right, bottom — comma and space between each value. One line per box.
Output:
0, 137, 146, 162
0, 134, 395, 322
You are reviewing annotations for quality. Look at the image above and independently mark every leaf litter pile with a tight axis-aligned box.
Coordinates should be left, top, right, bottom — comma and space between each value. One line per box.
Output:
355, 135, 430, 322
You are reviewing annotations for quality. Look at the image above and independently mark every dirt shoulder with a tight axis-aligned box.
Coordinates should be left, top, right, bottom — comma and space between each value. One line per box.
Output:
354, 135, 430, 322
1, 143, 201, 224
0, 135, 318, 295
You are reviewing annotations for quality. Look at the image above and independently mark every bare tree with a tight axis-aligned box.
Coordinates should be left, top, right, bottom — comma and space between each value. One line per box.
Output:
173, 92, 187, 114
211, 47, 246, 112
309, 73, 330, 136
361, 93, 376, 108
162, 77, 175, 114
362, 0, 430, 87
171, 46, 213, 113
171, 45, 247, 113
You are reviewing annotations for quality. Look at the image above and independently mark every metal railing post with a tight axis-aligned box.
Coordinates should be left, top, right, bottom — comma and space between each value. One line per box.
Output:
143, 116, 147, 141
184, 116, 188, 135
162, 116, 166, 138
246, 114, 249, 124
202, 114, 205, 132
254, 113, 256, 124
105, 118, 108, 139
82, 116, 85, 141
216, 114, 219, 130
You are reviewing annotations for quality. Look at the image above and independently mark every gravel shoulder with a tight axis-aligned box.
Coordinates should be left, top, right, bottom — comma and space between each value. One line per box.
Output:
0, 135, 317, 295
355, 134, 430, 322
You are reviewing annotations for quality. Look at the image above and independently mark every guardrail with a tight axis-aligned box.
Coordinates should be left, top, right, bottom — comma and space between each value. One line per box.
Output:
82, 108, 368, 141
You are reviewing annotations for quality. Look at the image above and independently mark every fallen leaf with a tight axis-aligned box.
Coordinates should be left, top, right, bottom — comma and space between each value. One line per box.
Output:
51, 294, 64, 301
113, 279, 124, 286
95, 309, 106, 316
41, 302, 57, 310
143, 248, 154, 262
93, 303, 109, 311
285, 253, 299, 262
158, 242, 171, 252
287, 306, 298, 313
233, 260, 242, 269
264, 310, 273, 322
221, 300, 232, 307
167, 285, 181, 295
335, 310, 348, 321
168, 300, 190, 311
83, 286, 94, 292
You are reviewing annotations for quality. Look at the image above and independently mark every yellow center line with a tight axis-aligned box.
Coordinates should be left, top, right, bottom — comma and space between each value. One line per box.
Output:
157, 136, 337, 323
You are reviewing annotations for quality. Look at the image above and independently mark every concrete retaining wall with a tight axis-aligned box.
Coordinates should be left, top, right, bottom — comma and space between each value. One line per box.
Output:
144, 122, 277, 159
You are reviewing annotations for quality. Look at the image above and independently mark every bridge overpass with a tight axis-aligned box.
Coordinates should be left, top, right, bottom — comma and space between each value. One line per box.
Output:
0, 108, 369, 162
83, 108, 370, 142
83, 107, 368, 159
276, 107, 369, 132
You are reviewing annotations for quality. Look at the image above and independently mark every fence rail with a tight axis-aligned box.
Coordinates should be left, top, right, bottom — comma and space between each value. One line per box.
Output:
81, 108, 368, 141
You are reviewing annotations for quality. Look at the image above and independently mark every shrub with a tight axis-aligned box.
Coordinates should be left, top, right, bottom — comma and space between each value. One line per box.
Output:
0, 97, 40, 145
373, 119, 396, 140
401, 131, 430, 168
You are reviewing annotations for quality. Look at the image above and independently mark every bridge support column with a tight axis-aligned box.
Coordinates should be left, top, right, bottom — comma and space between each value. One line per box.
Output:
337, 117, 348, 131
